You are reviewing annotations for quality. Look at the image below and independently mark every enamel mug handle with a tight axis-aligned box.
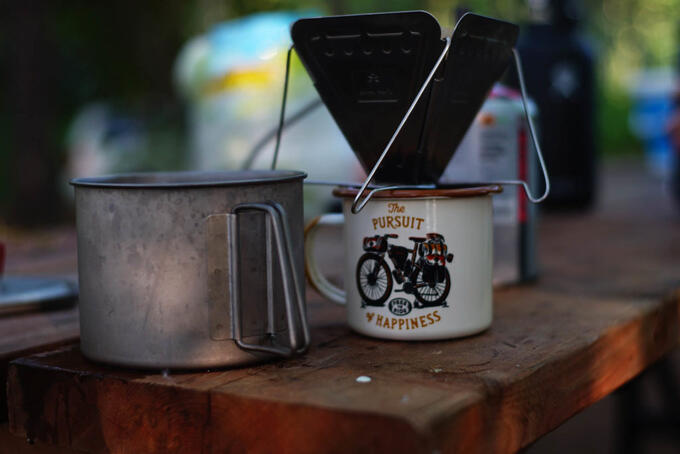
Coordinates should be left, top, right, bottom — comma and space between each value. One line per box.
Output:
304, 213, 346, 305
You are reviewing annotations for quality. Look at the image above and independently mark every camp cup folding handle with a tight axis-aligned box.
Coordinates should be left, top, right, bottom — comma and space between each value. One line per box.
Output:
304, 213, 347, 305
207, 202, 310, 357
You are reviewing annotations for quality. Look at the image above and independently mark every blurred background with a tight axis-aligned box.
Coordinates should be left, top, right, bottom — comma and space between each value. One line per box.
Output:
1, 1, 679, 453
1, 0, 680, 225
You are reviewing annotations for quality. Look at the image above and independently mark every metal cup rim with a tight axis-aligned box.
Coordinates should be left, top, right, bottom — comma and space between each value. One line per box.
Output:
70, 170, 307, 189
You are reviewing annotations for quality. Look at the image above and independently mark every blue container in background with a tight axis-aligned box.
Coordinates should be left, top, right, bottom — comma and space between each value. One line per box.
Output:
628, 68, 677, 178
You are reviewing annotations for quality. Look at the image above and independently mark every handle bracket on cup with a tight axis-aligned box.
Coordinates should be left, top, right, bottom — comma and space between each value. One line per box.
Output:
232, 202, 310, 357
207, 202, 310, 358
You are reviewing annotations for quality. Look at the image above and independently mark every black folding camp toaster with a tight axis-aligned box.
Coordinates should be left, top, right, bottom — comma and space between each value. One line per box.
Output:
263, 11, 550, 213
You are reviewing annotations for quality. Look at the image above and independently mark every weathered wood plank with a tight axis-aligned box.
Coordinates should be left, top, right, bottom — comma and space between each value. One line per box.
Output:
0, 307, 79, 422
0, 227, 79, 422
6, 291, 679, 453
0, 423, 83, 454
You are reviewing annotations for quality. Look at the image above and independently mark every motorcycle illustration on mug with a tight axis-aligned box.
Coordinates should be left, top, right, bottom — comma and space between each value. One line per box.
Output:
356, 233, 454, 310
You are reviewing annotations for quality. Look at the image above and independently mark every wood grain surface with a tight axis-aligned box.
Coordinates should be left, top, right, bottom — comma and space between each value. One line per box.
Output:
6, 160, 680, 454
0, 423, 82, 454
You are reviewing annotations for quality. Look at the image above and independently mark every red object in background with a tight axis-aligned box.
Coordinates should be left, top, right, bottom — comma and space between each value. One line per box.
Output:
0, 241, 5, 276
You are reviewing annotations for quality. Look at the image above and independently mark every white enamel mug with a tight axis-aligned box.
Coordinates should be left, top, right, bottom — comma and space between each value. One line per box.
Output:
305, 185, 501, 340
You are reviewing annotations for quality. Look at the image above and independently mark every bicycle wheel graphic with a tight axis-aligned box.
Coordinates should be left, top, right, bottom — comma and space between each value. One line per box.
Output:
414, 267, 450, 305
356, 253, 393, 305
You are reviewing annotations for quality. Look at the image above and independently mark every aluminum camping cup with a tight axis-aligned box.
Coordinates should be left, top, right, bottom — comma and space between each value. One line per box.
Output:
305, 186, 501, 340
71, 170, 310, 369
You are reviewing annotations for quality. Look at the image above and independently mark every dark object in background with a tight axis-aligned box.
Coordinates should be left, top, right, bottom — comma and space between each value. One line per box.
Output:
0, 1, 189, 226
614, 356, 680, 453
2, 1, 62, 225
508, 0, 596, 209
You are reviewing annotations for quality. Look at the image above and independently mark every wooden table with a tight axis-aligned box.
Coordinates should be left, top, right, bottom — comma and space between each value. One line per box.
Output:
0, 228, 79, 453
4, 160, 680, 453
0, 228, 79, 421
